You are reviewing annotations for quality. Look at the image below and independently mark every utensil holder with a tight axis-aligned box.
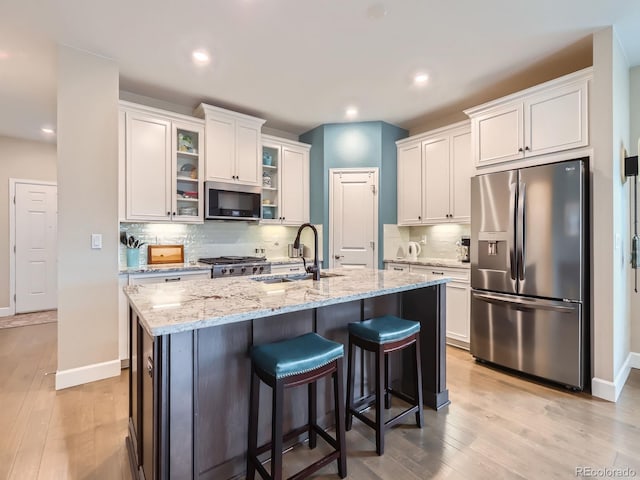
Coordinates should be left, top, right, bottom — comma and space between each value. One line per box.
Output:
126, 248, 140, 268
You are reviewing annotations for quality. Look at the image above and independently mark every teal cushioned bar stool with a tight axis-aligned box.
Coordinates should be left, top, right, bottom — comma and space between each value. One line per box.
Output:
247, 332, 347, 480
345, 315, 424, 455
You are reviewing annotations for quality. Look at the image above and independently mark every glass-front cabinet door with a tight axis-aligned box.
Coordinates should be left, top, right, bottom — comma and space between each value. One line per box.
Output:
172, 122, 204, 223
261, 143, 280, 222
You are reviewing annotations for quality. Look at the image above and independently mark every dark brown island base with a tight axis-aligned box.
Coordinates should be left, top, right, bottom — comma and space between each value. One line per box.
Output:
124, 269, 450, 480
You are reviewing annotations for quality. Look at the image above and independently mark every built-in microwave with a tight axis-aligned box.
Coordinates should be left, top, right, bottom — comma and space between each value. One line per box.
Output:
204, 181, 261, 220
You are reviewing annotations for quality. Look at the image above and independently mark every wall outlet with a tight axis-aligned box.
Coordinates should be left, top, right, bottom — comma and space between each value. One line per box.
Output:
420, 235, 427, 244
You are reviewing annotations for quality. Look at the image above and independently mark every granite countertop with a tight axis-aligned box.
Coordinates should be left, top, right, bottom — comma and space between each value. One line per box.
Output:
124, 268, 450, 336
384, 257, 470, 269
120, 262, 213, 275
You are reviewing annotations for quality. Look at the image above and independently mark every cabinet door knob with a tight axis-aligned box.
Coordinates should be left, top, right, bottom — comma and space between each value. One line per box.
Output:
525, 146, 530, 151
418, 216, 421, 220
167, 211, 171, 216
518, 147, 524, 153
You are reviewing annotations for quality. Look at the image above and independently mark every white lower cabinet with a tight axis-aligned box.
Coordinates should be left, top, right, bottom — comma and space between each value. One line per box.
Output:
384, 262, 410, 273
408, 264, 470, 349
128, 270, 211, 286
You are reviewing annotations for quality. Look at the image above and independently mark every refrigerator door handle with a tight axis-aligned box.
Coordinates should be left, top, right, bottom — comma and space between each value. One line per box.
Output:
508, 182, 517, 281
517, 181, 526, 281
473, 292, 577, 313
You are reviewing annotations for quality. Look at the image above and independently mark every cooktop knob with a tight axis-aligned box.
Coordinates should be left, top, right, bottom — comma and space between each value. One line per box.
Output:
229, 268, 235, 274
258, 266, 264, 272
241, 267, 247, 273
221, 268, 227, 274
253, 267, 258, 273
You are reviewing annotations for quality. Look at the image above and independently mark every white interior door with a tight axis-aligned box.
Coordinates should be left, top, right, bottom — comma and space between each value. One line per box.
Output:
15, 182, 57, 313
330, 169, 378, 269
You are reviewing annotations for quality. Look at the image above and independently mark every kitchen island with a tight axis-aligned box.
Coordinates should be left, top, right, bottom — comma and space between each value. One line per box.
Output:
124, 269, 450, 480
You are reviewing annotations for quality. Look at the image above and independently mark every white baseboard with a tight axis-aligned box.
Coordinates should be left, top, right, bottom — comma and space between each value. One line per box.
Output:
0, 306, 14, 317
630, 352, 640, 369
55, 359, 121, 390
591, 353, 634, 402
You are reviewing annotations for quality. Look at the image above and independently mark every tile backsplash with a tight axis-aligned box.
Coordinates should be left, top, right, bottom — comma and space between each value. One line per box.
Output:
119, 222, 322, 266
384, 223, 470, 261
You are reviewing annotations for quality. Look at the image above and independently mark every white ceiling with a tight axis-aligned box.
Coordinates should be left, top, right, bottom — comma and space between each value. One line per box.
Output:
2, 0, 640, 143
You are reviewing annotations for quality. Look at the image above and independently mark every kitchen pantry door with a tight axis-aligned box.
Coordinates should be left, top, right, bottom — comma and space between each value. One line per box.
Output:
329, 168, 378, 269
14, 181, 58, 313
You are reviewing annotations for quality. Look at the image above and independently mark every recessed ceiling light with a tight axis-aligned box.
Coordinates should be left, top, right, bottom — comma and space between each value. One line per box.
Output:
191, 49, 210, 66
413, 73, 429, 86
366, 3, 387, 19
345, 107, 358, 119
41, 127, 55, 134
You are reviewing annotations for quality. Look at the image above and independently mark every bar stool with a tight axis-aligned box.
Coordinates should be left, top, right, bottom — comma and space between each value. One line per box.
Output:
345, 315, 424, 455
247, 332, 347, 480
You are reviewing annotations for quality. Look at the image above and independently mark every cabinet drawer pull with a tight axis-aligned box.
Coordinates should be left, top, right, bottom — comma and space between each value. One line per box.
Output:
393, 267, 404, 271
146, 356, 153, 378
165, 277, 181, 282
431, 271, 444, 275
289, 267, 301, 272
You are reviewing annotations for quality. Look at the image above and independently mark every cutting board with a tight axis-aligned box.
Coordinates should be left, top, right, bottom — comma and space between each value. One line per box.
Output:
147, 245, 184, 264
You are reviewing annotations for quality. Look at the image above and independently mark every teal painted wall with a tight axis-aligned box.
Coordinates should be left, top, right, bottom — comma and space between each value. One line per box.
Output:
379, 122, 408, 267
299, 121, 407, 268
299, 126, 324, 226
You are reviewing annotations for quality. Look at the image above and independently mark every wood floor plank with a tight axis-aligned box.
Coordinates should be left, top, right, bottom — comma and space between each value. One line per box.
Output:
1, 322, 639, 480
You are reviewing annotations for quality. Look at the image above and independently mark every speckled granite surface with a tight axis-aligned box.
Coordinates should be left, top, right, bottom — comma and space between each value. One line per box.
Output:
384, 257, 470, 269
120, 263, 213, 275
124, 268, 450, 336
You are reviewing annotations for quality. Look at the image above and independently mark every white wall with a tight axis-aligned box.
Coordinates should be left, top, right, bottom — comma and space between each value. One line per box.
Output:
630, 67, 640, 356
611, 32, 631, 380
590, 28, 632, 401
56, 46, 120, 389
0, 136, 56, 312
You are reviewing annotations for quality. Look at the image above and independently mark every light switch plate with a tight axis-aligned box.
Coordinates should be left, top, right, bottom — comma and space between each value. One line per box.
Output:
91, 233, 102, 249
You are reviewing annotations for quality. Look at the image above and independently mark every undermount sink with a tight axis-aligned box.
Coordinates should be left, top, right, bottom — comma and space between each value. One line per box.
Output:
253, 272, 344, 284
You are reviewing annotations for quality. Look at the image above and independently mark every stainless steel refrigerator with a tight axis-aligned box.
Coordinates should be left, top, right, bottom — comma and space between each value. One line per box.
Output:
470, 158, 587, 390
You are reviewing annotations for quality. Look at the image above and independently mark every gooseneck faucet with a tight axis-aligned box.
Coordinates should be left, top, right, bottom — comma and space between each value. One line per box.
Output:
293, 223, 320, 280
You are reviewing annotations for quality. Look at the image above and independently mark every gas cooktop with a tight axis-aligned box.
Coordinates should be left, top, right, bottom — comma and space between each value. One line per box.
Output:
199, 256, 267, 265
199, 256, 271, 277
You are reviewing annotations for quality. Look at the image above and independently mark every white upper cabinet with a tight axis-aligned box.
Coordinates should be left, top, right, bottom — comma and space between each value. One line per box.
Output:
396, 121, 471, 226
195, 104, 265, 186
120, 102, 204, 224
465, 68, 591, 169
423, 136, 451, 223
397, 143, 423, 224
125, 111, 172, 222
261, 135, 310, 226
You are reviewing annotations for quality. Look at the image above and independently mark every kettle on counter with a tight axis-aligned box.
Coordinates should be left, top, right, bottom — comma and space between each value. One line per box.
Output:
407, 241, 421, 261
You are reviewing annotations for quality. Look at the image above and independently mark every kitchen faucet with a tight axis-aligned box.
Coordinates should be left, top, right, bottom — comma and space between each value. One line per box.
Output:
293, 223, 320, 280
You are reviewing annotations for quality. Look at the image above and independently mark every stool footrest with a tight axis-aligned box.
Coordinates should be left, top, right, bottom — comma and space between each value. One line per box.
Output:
349, 410, 377, 430
253, 425, 342, 480
384, 406, 420, 429
289, 451, 340, 480
256, 425, 309, 456
386, 387, 418, 406
351, 392, 376, 412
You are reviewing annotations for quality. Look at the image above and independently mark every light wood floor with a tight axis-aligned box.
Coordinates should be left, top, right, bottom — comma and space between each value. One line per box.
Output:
1, 322, 639, 479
